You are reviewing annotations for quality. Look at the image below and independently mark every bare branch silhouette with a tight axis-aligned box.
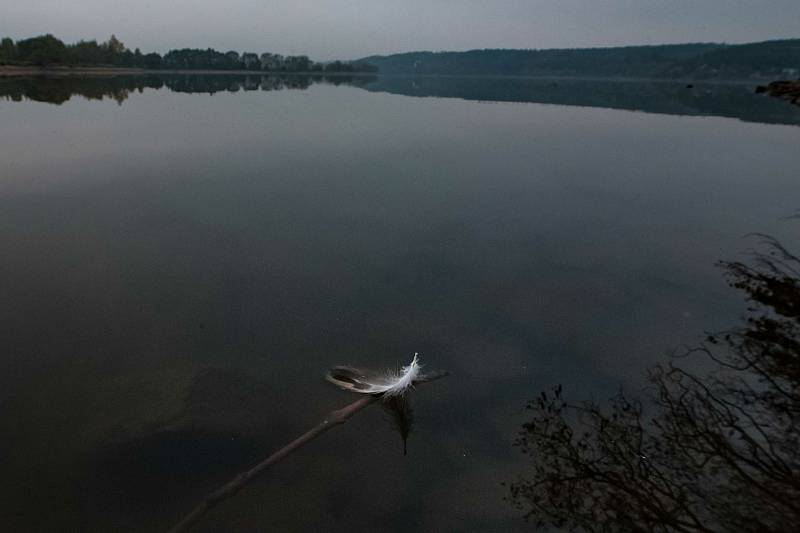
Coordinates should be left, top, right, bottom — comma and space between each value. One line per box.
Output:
507, 235, 800, 532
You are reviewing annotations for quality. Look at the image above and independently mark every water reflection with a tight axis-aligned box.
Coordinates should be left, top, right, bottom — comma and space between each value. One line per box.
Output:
1, 72, 798, 531
2, 74, 800, 126
361, 76, 800, 126
383, 396, 415, 456
508, 234, 800, 531
0, 73, 377, 105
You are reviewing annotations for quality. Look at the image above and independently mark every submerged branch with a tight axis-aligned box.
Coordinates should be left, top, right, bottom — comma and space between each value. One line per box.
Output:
168, 370, 449, 532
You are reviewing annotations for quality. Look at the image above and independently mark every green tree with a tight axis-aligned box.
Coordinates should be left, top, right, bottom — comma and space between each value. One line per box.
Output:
69, 40, 104, 65
141, 53, 163, 69
0, 37, 17, 63
106, 34, 125, 55
16, 34, 67, 65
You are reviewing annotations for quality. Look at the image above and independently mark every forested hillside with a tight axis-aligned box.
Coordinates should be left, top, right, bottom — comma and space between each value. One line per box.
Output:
361, 40, 800, 79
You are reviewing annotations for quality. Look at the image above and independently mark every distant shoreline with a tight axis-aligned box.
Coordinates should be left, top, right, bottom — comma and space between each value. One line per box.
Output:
0, 65, 775, 85
0, 65, 377, 77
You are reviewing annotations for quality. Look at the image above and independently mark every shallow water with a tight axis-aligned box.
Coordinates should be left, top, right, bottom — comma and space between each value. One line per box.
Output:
0, 74, 798, 531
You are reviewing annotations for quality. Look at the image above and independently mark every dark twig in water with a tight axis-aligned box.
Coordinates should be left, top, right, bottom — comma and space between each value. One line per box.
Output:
168, 370, 448, 532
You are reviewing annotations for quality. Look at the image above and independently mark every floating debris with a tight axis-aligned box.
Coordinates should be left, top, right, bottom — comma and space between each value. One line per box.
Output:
326, 353, 422, 397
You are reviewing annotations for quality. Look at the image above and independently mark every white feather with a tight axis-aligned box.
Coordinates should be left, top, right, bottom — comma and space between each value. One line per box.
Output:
382, 353, 421, 397
326, 353, 422, 397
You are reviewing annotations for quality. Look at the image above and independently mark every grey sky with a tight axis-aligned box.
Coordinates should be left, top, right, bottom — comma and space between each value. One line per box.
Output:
2, 0, 799, 61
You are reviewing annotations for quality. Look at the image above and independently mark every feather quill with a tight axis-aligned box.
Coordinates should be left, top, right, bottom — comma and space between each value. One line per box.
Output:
326, 353, 422, 397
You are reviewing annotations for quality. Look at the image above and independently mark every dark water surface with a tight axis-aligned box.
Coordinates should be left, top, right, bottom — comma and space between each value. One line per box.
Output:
1, 75, 798, 531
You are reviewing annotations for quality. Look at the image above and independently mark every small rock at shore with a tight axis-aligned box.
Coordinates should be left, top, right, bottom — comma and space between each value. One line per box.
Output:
758, 80, 800, 107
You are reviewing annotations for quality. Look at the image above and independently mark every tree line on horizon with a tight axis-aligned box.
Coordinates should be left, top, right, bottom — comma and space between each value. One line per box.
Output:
362, 39, 800, 79
0, 34, 378, 73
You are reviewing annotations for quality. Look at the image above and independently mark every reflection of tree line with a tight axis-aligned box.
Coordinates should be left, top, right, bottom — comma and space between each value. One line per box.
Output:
361, 77, 800, 126
5, 74, 800, 127
0, 73, 377, 105
508, 231, 800, 531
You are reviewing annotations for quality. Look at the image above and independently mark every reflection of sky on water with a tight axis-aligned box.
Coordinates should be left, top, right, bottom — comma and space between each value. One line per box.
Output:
0, 78, 798, 530
4, 74, 800, 126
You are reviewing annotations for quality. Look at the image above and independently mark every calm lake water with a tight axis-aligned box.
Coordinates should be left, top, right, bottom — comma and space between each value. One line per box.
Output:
1, 74, 798, 531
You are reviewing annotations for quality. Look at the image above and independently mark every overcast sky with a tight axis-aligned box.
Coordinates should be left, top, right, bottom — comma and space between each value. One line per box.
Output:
2, 0, 799, 61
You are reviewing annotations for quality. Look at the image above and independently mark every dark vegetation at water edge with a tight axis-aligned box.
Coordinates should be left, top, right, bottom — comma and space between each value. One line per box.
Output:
757, 79, 800, 107
4, 35, 798, 79
507, 233, 800, 531
0, 34, 378, 73
361, 39, 800, 79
